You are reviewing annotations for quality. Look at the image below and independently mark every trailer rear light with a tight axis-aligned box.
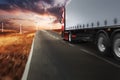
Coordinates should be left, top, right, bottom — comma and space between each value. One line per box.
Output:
64, 32, 69, 40
61, 24, 64, 31
72, 35, 76, 38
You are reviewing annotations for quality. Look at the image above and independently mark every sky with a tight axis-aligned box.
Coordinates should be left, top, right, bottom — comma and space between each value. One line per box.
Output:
0, 0, 70, 30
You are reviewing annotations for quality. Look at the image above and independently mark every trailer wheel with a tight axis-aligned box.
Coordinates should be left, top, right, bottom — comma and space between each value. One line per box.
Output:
97, 33, 110, 55
68, 32, 72, 42
112, 34, 120, 60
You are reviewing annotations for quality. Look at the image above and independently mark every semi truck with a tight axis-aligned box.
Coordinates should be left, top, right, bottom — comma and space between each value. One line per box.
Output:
61, 0, 120, 60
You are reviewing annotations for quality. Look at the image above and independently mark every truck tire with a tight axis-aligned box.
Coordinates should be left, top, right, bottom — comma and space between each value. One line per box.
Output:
97, 33, 110, 55
112, 33, 120, 60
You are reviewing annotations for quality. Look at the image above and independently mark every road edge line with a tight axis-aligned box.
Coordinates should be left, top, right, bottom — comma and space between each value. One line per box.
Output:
21, 38, 35, 80
80, 48, 120, 68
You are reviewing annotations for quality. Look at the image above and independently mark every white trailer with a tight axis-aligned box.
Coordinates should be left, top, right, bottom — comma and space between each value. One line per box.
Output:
61, 0, 120, 60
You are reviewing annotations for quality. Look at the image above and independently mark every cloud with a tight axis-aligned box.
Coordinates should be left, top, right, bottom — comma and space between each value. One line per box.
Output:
0, 0, 71, 24
0, 0, 71, 13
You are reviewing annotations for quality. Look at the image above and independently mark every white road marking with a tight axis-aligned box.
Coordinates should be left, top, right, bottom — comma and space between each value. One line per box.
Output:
41, 30, 59, 40
60, 40, 67, 45
63, 41, 120, 68
80, 48, 120, 68
21, 38, 35, 80
41, 30, 47, 33
68, 43, 75, 47
49, 34, 59, 40
64, 41, 120, 68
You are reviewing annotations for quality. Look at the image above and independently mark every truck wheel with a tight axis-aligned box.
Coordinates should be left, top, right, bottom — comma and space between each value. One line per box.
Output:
68, 32, 72, 42
97, 33, 110, 55
112, 34, 120, 60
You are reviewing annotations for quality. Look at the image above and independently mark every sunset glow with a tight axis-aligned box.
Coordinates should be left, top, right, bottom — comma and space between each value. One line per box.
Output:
0, 0, 71, 31
0, 10, 62, 30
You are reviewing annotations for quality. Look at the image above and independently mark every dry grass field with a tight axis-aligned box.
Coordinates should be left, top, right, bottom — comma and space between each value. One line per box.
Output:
0, 30, 35, 80
52, 29, 61, 34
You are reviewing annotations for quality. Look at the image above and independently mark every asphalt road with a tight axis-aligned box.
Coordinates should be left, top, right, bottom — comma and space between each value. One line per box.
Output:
25, 30, 120, 80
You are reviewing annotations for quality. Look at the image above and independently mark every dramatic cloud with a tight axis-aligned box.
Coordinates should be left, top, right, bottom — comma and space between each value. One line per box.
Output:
0, 0, 70, 14
0, 0, 71, 30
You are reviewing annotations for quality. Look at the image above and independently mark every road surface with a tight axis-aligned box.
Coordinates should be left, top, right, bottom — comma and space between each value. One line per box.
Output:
23, 30, 120, 80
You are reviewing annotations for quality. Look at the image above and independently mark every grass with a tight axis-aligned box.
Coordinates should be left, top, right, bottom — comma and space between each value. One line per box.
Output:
52, 29, 61, 34
0, 31, 35, 80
